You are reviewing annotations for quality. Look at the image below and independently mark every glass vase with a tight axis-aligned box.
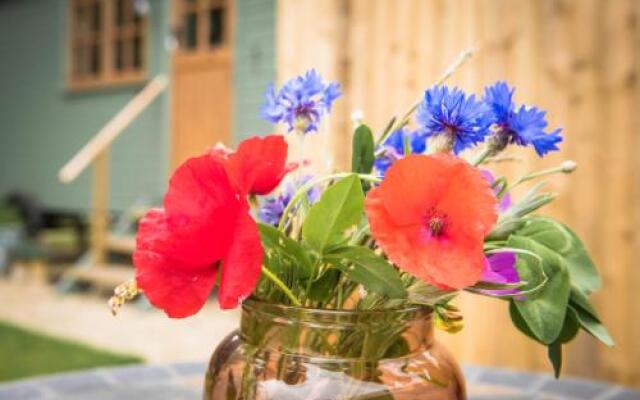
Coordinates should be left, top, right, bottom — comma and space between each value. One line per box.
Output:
204, 299, 466, 399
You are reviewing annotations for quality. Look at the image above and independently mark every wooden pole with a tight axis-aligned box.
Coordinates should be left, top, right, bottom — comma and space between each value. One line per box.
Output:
91, 150, 110, 265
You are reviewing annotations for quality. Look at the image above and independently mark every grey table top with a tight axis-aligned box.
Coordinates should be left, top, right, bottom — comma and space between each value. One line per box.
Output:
0, 362, 638, 400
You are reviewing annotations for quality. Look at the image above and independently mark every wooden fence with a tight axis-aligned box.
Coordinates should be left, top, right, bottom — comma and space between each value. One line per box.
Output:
277, 0, 640, 386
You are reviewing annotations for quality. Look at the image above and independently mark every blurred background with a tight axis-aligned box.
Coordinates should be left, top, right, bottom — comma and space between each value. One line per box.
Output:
0, 0, 638, 390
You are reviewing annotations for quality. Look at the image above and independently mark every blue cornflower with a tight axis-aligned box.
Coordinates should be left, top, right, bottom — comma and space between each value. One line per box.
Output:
257, 176, 321, 226
261, 70, 342, 134
374, 129, 428, 175
484, 81, 562, 156
416, 86, 495, 154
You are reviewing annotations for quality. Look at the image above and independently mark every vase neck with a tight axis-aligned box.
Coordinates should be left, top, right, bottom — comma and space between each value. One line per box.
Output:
239, 300, 433, 360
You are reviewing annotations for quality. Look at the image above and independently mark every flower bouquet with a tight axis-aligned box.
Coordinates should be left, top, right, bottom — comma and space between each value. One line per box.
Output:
111, 63, 613, 399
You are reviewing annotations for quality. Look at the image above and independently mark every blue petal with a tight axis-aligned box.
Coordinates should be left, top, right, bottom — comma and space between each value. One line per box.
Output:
484, 81, 515, 123
260, 70, 342, 134
416, 85, 494, 154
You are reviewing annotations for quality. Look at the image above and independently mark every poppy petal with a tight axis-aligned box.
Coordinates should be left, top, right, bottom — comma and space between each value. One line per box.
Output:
217, 211, 264, 309
379, 155, 451, 226
134, 208, 219, 317
366, 154, 497, 289
225, 135, 288, 195
134, 249, 218, 318
163, 155, 241, 265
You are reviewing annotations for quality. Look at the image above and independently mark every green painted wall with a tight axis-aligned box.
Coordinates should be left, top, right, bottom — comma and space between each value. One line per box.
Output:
0, 0, 171, 213
0, 0, 277, 212
233, 0, 277, 142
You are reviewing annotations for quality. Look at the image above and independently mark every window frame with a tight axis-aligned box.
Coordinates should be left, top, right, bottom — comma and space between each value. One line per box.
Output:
173, 0, 231, 55
67, 0, 149, 91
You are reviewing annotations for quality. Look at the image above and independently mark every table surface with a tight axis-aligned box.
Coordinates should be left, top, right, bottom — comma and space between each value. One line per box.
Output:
0, 362, 638, 400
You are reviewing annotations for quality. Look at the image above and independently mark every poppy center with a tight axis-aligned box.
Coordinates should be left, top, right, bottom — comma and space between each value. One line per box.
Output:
424, 208, 449, 237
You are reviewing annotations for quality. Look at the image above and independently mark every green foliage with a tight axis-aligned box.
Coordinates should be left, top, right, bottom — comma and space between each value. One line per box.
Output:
0, 320, 141, 382
325, 246, 406, 299
517, 217, 601, 293
502, 215, 613, 377
259, 223, 313, 278
508, 235, 571, 344
307, 269, 342, 303
302, 175, 364, 253
406, 280, 454, 306
351, 125, 375, 174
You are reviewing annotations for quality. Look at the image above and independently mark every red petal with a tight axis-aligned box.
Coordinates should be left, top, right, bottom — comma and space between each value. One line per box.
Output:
217, 211, 263, 309
163, 155, 241, 265
134, 249, 218, 318
366, 154, 497, 290
380, 155, 452, 226
134, 208, 220, 317
225, 135, 288, 195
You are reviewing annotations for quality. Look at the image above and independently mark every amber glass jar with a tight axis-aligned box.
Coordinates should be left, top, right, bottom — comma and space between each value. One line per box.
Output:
204, 299, 465, 399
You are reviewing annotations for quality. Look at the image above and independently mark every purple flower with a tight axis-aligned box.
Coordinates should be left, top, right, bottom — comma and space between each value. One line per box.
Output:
416, 85, 495, 154
484, 81, 562, 156
480, 252, 520, 296
481, 170, 512, 212
261, 70, 341, 134
257, 176, 321, 226
374, 129, 428, 175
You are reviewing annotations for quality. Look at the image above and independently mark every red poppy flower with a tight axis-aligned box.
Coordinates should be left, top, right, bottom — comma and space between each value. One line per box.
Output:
223, 135, 290, 195
365, 154, 497, 289
134, 154, 263, 318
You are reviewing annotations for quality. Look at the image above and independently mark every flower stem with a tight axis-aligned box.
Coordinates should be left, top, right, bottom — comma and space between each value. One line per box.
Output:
471, 146, 492, 166
261, 265, 302, 306
507, 162, 577, 192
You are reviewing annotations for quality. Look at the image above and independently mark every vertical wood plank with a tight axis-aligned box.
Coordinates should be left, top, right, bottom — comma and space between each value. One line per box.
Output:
276, 0, 640, 386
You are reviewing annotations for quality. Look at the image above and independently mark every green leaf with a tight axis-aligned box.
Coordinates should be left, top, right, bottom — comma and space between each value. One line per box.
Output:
509, 301, 539, 342
325, 246, 406, 299
517, 216, 602, 293
548, 343, 562, 379
307, 269, 341, 303
508, 235, 571, 344
259, 223, 313, 277
302, 175, 364, 253
471, 281, 525, 291
571, 305, 615, 347
548, 308, 580, 378
569, 286, 599, 319
556, 307, 580, 344
351, 124, 375, 174
507, 181, 557, 218
407, 281, 454, 306
383, 337, 410, 359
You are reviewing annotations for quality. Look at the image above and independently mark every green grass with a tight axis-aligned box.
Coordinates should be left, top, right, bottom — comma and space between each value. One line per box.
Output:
0, 320, 143, 382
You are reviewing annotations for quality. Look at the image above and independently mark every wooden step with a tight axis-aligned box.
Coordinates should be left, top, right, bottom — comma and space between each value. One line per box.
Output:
106, 234, 136, 254
64, 264, 134, 290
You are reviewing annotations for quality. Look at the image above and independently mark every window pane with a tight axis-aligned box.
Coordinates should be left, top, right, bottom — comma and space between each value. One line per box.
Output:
76, 5, 88, 36
185, 12, 197, 49
208, 7, 224, 46
124, 39, 133, 70
77, 46, 87, 76
73, 46, 81, 76
115, 39, 124, 71
133, 36, 142, 68
90, 44, 101, 75
115, 0, 125, 26
91, 1, 101, 32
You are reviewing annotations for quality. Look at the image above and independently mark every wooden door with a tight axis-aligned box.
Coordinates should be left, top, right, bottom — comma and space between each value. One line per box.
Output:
171, 0, 233, 168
